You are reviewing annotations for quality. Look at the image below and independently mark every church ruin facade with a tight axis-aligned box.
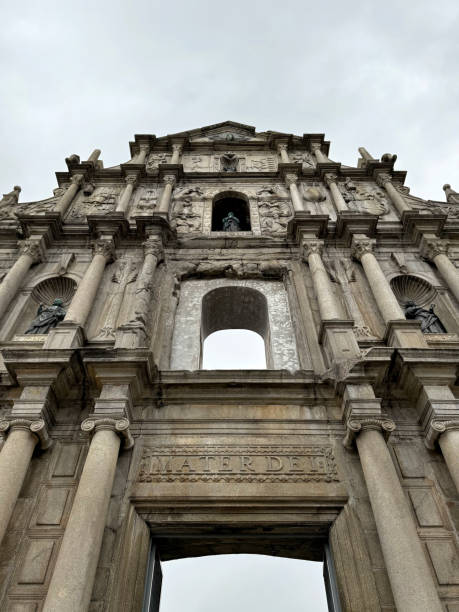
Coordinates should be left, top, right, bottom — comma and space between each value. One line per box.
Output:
0, 121, 458, 610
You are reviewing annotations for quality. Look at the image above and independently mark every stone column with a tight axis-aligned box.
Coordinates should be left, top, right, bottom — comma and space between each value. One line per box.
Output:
285, 173, 304, 212
115, 175, 138, 213
0, 239, 43, 320
426, 421, 459, 490
43, 417, 133, 612
0, 419, 50, 547
358, 147, 375, 162
303, 238, 340, 320
170, 143, 183, 165
115, 235, 163, 348
324, 173, 348, 213
351, 235, 404, 324
277, 143, 290, 163
64, 239, 115, 327
343, 395, 443, 612
376, 172, 410, 216
421, 236, 459, 304
311, 143, 328, 163
157, 175, 176, 214
135, 144, 149, 165
56, 174, 84, 215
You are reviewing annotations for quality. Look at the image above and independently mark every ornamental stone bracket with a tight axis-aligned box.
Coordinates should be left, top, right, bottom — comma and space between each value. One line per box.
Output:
343, 417, 396, 449
81, 417, 134, 450
0, 418, 52, 450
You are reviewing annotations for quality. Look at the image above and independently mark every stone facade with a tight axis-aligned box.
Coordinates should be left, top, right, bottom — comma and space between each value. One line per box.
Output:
0, 121, 458, 610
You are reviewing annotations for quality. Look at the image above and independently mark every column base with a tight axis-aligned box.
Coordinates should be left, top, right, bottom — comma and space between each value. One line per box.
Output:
384, 320, 428, 348
43, 322, 86, 349
319, 320, 361, 361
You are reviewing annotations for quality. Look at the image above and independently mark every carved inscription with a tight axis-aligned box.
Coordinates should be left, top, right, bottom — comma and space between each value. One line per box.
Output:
138, 445, 339, 483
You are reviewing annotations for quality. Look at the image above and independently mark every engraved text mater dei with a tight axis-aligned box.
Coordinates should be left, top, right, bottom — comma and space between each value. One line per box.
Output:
138, 445, 339, 483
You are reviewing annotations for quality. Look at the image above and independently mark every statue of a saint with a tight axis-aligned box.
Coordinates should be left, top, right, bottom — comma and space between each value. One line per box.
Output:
222, 211, 241, 232
404, 301, 446, 334
25, 299, 66, 334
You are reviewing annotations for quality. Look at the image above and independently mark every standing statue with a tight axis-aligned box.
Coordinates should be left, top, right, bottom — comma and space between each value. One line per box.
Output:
404, 301, 446, 334
0, 185, 21, 219
25, 299, 66, 334
222, 211, 241, 232
443, 184, 459, 205
220, 152, 238, 172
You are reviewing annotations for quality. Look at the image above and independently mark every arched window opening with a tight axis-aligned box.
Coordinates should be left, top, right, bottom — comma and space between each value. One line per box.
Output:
202, 329, 266, 369
212, 194, 251, 231
200, 286, 271, 369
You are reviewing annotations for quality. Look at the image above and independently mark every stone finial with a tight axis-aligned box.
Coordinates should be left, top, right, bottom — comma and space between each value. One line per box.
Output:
376, 173, 392, 188
343, 417, 396, 449
351, 236, 376, 261
18, 239, 44, 264
92, 239, 116, 261
302, 238, 324, 258
443, 184, 459, 205
420, 236, 449, 261
81, 417, 134, 450
381, 153, 397, 163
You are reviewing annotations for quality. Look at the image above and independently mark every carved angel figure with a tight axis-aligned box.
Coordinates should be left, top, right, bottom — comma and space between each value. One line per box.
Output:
0, 186, 21, 218
172, 199, 202, 233
340, 179, 388, 215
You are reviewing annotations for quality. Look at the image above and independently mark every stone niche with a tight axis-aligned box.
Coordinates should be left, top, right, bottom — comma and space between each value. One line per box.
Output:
170, 278, 300, 371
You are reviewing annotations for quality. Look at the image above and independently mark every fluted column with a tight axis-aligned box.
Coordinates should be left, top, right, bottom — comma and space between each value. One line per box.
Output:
303, 239, 340, 320
157, 175, 176, 214
170, 143, 183, 165
64, 239, 115, 327
116, 175, 138, 213
285, 173, 304, 212
344, 416, 443, 612
115, 236, 163, 348
324, 173, 348, 213
43, 417, 133, 612
376, 172, 410, 216
0, 419, 50, 547
311, 143, 328, 163
277, 143, 290, 163
56, 174, 84, 215
421, 236, 459, 304
0, 239, 43, 320
351, 235, 404, 323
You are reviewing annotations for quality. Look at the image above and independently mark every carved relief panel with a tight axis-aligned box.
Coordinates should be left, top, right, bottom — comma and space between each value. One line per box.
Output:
129, 186, 159, 217
338, 179, 391, 217
256, 184, 293, 236
146, 153, 171, 173
66, 186, 120, 221
289, 151, 316, 168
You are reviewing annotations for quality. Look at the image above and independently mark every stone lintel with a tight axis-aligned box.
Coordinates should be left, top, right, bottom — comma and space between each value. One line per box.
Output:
16, 213, 63, 244
287, 213, 329, 243
134, 214, 175, 240
334, 211, 378, 245
86, 213, 129, 241
401, 210, 447, 245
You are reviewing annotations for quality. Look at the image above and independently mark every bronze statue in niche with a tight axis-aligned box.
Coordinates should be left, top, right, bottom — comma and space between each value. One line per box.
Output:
404, 301, 446, 333
25, 299, 66, 334
222, 211, 241, 232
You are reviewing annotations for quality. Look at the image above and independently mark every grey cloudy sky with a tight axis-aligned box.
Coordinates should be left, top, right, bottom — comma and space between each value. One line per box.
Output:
1, 2, 457, 608
1, 0, 459, 204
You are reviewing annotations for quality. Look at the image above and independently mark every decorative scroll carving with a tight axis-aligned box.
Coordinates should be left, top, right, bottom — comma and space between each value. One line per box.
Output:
0, 418, 52, 450
343, 418, 396, 449
81, 417, 133, 450
425, 419, 459, 450
138, 445, 339, 483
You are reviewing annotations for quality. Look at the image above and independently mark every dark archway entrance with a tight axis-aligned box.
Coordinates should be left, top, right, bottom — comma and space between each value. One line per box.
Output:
212, 195, 251, 231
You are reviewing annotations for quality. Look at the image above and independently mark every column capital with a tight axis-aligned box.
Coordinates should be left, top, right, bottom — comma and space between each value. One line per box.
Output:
277, 143, 288, 153
163, 174, 176, 186
18, 238, 44, 263
302, 238, 324, 258
0, 418, 52, 449
143, 236, 163, 258
324, 172, 338, 187
124, 174, 138, 186
425, 418, 459, 450
420, 236, 450, 260
284, 172, 298, 187
351, 235, 376, 261
375, 172, 392, 188
81, 417, 134, 450
92, 239, 116, 261
171, 143, 183, 154
70, 174, 84, 187
343, 417, 396, 449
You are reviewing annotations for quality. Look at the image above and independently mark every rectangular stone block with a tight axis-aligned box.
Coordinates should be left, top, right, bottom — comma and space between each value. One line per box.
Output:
34, 487, 71, 527
7, 603, 38, 612
409, 489, 443, 527
393, 444, 425, 478
17, 539, 55, 585
427, 541, 459, 585
52, 443, 83, 478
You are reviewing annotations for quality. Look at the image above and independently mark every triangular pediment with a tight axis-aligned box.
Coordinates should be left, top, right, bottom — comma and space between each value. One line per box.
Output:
191, 121, 258, 142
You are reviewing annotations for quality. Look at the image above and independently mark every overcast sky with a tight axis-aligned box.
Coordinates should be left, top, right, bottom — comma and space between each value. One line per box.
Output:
1, 2, 457, 609
1, 1, 458, 205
